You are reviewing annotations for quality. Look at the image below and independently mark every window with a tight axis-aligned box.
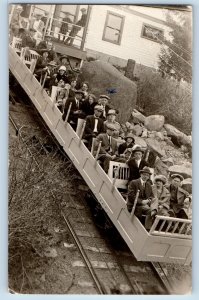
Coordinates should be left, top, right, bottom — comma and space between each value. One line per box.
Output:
141, 23, 164, 43
102, 11, 125, 45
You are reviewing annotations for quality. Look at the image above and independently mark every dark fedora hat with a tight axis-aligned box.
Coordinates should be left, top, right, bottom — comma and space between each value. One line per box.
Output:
132, 145, 144, 154
60, 55, 68, 61
139, 167, 152, 175
124, 132, 135, 141
75, 89, 84, 96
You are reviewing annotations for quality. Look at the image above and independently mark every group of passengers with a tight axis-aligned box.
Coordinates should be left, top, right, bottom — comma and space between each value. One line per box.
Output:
10, 10, 192, 229
10, 5, 87, 46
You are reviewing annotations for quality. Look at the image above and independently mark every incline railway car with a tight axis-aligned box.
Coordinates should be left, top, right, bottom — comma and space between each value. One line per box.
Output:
9, 39, 192, 265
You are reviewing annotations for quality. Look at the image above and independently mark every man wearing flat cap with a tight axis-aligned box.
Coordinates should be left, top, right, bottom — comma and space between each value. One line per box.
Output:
83, 105, 105, 150
98, 95, 112, 120
94, 123, 118, 173
62, 89, 85, 130
127, 145, 149, 181
127, 167, 156, 226
167, 174, 191, 219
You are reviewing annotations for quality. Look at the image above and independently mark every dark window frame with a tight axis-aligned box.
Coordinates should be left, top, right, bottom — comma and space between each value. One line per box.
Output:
141, 23, 164, 43
102, 10, 125, 45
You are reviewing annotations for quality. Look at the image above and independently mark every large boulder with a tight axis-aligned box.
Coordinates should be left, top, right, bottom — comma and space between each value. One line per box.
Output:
79, 60, 137, 123
133, 136, 147, 149
145, 138, 166, 157
168, 164, 192, 179
164, 124, 192, 148
128, 109, 146, 124
144, 115, 165, 131
131, 124, 143, 136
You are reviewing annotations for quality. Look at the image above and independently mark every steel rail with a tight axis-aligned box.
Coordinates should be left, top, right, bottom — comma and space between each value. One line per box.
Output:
150, 262, 172, 294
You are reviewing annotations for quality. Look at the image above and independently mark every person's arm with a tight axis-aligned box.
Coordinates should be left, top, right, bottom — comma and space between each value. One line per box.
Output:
127, 181, 137, 212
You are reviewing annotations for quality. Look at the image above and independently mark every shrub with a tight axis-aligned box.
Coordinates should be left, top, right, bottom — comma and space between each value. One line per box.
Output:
136, 67, 192, 135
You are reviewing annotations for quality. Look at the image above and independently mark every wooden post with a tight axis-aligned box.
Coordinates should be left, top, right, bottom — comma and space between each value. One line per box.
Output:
41, 72, 48, 88
90, 137, 95, 156
130, 189, 140, 221
95, 141, 102, 161
64, 102, 72, 123
111, 166, 120, 193
80, 5, 92, 50
125, 59, 136, 81
79, 120, 86, 145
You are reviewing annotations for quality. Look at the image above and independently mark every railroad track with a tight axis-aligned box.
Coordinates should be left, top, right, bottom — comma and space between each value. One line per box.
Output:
9, 92, 172, 294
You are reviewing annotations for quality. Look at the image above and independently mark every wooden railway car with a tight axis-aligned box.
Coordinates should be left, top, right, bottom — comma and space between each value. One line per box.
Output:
9, 44, 192, 266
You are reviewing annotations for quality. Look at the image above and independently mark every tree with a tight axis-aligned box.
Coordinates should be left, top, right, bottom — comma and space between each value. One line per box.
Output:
158, 10, 192, 83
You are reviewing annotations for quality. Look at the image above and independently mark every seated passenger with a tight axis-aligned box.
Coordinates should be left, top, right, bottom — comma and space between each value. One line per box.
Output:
49, 65, 70, 88
93, 123, 118, 173
37, 34, 57, 62
81, 81, 89, 100
62, 90, 85, 130
167, 174, 191, 219
55, 89, 67, 113
34, 49, 50, 81
98, 95, 111, 120
118, 132, 135, 157
145, 175, 170, 229
127, 145, 149, 182
127, 167, 156, 225
82, 94, 97, 116
104, 109, 123, 139
83, 105, 104, 150
21, 27, 37, 50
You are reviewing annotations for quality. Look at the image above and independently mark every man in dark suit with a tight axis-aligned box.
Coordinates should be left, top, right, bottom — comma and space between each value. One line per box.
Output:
94, 123, 118, 173
127, 146, 149, 181
36, 34, 57, 61
127, 167, 157, 228
62, 90, 85, 130
83, 105, 105, 150
98, 95, 112, 120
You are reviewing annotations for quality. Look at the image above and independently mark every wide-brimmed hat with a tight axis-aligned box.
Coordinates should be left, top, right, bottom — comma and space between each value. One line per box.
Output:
60, 55, 68, 61
105, 123, 116, 131
59, 65, 67, 71
107, 109, 116, 116
154, 175, 167, 185
99, 95, 110, 101
139, 167, 152, 175
74, 90, 84, 96
94, 105, 103, 112
132, 145, 144, 154
38, 48, 50, 54
171, 173, 184, 181
45, 34, 52, 38
125, 133, 135, 141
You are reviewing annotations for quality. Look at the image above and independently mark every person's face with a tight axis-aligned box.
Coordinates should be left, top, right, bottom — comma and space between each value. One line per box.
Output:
107, 114, 115, 122
88, 96, 94, 104
82, 83, 89, 91
43, 52, 48, 59
30, 30, 35, 37
155, 180, 163, 188
106, 128, 115, 136
126, 137, 133, 144
58, 80, 65, 87
141, 172, 150, 182
76, 93, 83, 100
59, 70, 65, 75
71, 80, 77, 88
61, 58, 68, 64
94, 109, 102, 117
172, 177, 181, 188
100, 98, 108, 106
133, 151, 143, 160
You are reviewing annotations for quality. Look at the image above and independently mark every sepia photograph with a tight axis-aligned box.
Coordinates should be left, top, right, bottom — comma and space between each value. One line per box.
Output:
8, 3, 192, 295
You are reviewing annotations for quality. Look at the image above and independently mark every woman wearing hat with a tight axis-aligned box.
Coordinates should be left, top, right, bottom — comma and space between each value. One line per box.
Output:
118, 132, 135, 157
37, 34, 57, 62
167, 174, 191, 219
127, 145, 149, 181
152, 175, 170, 215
